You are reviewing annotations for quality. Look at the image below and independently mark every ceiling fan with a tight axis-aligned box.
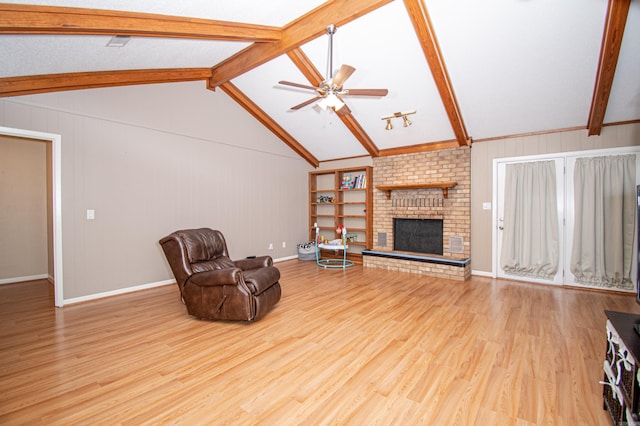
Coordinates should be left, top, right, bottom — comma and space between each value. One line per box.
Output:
278, 24, 389, 115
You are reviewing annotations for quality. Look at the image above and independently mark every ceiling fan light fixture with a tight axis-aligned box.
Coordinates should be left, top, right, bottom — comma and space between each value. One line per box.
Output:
279, 24, 388, 114
317, 97, 330, 111
318, 93, 344, 111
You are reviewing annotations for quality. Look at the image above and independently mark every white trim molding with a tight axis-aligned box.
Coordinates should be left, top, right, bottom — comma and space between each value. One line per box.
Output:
0, 274, 49, 285
64, 279, 175, 305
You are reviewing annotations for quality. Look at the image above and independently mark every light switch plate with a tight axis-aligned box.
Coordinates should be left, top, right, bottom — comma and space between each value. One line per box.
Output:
86, 209, 95, 220
482, 202, 492, 210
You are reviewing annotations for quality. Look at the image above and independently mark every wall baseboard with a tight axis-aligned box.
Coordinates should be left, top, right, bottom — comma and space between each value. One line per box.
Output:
0, 274, 49, 285
471, 270, 494, 278
274, 255, 299, 262
64, 279, 175, 305
62, 257, 299, 306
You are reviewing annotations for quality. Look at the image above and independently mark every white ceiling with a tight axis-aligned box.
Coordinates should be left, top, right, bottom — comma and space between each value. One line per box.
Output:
1, 0, 639, 164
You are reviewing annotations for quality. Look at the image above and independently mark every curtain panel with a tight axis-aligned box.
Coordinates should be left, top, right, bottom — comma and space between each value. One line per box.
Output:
570, 154, 636, 290
500, 160, 559, 280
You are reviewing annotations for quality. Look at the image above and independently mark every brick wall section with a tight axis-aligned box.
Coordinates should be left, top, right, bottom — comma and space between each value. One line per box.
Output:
365, 147, 471, 280
364, 255, 471, 280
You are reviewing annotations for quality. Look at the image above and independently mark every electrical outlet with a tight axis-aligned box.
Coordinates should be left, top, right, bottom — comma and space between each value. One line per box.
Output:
282, 242, 286, 248
268, 243, 273, 250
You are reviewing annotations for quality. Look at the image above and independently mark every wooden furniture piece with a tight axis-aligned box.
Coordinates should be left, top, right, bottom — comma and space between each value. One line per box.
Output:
603, 310, 640, 425
309, 166, 372, 263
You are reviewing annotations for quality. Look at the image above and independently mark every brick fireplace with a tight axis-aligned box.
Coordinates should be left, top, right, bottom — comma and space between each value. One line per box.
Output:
363, 147, 471, 280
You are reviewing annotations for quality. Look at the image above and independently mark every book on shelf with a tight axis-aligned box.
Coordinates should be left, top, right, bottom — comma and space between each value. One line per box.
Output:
353, 174, 366, 189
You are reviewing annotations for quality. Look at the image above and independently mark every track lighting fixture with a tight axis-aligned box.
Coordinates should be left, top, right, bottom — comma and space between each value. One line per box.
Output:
381, 110, 416, 130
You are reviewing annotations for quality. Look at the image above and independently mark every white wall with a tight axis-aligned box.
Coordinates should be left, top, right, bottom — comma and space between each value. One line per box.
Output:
0, 81, 313, 300
317, 157, 373, 170
471, 123, 640, 274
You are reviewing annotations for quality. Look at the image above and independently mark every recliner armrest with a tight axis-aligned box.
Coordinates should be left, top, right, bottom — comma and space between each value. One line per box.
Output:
186, 268, 242, 287
234, 256, 273, 270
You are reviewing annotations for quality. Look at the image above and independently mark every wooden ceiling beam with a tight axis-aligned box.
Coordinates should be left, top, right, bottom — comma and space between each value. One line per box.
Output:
0, 68, 212, 97
286, 48, 380, 157
219, 81, 319, 168
587, 0, 631, 136
379, 140, 460, 157
403, 0, 471, 147
209, 0, 393, 88
0, 3, 281, 42
286, 48, 323, 87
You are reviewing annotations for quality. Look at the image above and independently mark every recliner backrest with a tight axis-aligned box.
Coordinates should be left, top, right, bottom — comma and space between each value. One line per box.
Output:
177, 228, 229, 263
160, 228, 237, 291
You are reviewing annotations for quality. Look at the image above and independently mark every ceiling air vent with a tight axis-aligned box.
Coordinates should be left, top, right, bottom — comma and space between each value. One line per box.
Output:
106, 36, 131, 48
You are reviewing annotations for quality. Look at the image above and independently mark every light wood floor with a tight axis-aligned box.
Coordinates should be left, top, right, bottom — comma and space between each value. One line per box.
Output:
1, 260, 638, 425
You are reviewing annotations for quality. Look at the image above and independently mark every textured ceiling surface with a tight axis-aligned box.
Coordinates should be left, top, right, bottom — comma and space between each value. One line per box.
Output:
1, 0, 638, 163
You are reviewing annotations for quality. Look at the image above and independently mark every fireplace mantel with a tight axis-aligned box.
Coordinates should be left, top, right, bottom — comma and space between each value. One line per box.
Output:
376, 182, 457, 199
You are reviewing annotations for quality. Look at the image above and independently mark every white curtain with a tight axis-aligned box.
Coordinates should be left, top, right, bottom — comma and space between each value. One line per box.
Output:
500, 161, 559, 280
570, 154, 636, 290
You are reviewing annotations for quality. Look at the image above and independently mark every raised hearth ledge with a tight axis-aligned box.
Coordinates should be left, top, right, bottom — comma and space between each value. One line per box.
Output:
362, 250, 469, 267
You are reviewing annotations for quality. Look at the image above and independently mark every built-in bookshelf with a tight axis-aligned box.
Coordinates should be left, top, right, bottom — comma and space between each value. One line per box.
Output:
309, 166, 373, 263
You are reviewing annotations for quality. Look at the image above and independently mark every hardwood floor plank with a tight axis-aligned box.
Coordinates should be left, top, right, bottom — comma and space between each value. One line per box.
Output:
1, 260, 637, 424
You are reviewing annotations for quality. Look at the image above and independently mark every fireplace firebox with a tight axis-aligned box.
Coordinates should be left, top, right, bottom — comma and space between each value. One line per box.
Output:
393, 218, 443, 255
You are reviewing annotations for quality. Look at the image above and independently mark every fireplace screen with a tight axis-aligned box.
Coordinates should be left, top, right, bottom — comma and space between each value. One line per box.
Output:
393, 218, 443, 255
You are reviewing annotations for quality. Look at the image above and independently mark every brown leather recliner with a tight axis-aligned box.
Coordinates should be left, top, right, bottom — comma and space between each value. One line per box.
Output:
159, 228, 281, 321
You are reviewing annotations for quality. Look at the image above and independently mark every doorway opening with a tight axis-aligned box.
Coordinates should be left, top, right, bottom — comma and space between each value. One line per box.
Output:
0, 126, 63, 307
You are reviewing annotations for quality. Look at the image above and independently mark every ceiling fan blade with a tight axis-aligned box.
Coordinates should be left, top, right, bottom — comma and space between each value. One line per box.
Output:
332, 64, 356, 88
291, 96, 322, 110
279, 80, 318, 91
343, 88, 389, 96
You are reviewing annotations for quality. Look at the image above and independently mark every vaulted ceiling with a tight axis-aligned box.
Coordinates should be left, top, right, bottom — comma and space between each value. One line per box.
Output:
1, 0, 639, 167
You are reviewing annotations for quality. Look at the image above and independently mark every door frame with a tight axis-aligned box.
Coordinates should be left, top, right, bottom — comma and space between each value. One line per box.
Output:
0, 126, 64, 307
